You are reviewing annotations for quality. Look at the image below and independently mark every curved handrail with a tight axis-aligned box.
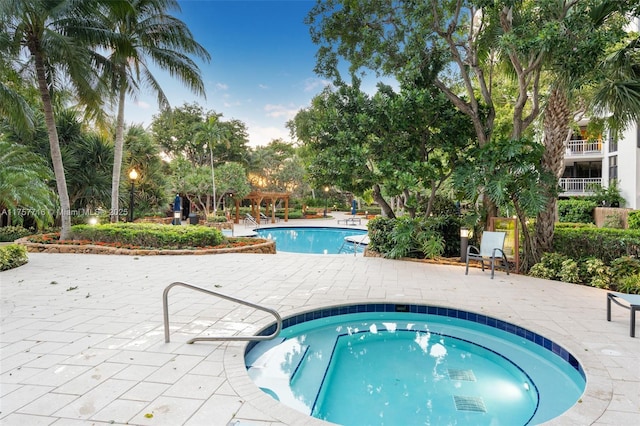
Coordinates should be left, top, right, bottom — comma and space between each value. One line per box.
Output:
163, 281, 282, 344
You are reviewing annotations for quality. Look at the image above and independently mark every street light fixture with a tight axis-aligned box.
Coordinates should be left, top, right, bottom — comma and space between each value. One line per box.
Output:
128, 168, 138, 222
323, 186, 329, 218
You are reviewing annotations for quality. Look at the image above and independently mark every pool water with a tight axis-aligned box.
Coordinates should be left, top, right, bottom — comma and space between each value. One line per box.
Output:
255, 227, 368, 254
246, 308, 585, 425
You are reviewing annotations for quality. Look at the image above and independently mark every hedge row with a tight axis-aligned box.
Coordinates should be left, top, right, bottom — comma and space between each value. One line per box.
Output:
0, 244, 28, 271
553, 226, 640, 264
557, 199, 597, 223
70, 223, 224, 248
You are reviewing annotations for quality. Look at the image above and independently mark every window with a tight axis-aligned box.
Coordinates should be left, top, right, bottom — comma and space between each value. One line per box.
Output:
609, 156, 618, 184
608, 132, 617, 152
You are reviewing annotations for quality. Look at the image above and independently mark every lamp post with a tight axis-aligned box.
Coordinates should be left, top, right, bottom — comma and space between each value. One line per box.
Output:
323, 186, 329, 218
460, 227, 469, 263
128, 168, 138, 222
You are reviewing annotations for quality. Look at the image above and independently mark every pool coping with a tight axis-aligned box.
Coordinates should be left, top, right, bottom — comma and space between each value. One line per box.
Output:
225, 300, 613, 426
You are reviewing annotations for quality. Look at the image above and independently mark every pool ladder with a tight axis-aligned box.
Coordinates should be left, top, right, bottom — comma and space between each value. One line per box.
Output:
338, 235, 368, 256
163, 281, 282, 344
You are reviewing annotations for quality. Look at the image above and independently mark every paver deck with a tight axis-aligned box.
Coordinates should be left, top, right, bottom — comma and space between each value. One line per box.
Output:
1, 215, 639, 425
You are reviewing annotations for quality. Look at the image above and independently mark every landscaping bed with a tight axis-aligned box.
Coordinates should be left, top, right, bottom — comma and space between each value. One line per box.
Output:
16, 223, 276, 255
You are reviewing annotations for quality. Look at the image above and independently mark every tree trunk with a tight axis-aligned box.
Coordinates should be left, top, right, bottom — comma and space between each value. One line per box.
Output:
536, 86, 571, 255
33, 51, 72, 240
111, 78, 127, 223
372, 184, 395, 218
513, 199, 539, 272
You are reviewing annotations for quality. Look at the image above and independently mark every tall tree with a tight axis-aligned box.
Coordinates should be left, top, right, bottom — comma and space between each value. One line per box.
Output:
152, 103, 249, 165
536, 1, 632, 255
102, 0, 210, 222
1, 0, 107, 239
291, 80, 474, 218
122, 125, 168, 214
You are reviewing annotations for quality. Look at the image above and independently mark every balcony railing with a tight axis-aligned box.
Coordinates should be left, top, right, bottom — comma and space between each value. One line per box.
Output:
559, 177, 602, 194
565, 139, 603, 156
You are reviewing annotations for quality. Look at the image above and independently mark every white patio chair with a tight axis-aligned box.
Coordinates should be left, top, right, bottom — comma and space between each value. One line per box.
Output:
465, 231, 510, 279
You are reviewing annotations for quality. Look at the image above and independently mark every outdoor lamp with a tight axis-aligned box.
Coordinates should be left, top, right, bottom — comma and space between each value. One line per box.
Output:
128, 168, 138, 222
323, 186, 329, 218
460, 227, 469, 263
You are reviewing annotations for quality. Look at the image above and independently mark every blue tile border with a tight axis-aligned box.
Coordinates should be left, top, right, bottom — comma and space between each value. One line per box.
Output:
248, 303, 585, 380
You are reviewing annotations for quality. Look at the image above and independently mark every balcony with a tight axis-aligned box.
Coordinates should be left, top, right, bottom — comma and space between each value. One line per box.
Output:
565, 139, 603, 159
559, 177, 602, 196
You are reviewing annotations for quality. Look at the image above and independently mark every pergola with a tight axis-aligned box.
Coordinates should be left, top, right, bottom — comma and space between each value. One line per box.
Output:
232, 191, 291, 224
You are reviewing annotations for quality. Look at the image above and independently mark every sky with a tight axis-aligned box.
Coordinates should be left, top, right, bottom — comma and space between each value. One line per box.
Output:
125, 0, 332, 147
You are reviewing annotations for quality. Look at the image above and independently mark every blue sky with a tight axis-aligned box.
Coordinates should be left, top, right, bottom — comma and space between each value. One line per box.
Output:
125, 0, 331, 147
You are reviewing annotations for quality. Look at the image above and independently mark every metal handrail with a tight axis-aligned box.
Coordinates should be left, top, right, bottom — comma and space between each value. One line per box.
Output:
163, 281, 282, 344
244, 213, 259, 228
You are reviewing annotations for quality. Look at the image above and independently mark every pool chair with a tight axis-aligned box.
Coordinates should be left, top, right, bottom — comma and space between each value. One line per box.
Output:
465, 231, 509, 279
260, 212, 279, 223
607, 292, 640, 337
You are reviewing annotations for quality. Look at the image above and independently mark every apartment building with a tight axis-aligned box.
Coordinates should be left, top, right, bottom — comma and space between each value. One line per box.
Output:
560, 119, 639, 209
559, 17, 640, 210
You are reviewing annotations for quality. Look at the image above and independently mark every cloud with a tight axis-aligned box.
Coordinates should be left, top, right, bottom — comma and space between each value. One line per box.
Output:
215, 82, 229, 90
264, 104, 300, 120
303, 77, 332, 93
247, 125, 291, 147
258, 84, 269, 90
134, 100, 151, 109
223, 100, 242, 108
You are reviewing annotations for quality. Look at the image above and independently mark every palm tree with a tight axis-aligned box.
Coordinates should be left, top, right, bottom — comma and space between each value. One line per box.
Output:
102, 0, 210, 222
535, 2, 637, 257
0, 140, 56, 228
0, 0, 108, 239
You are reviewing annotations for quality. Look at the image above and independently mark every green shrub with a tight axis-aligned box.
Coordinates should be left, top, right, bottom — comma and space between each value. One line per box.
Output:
69, 223, 224, 248
554, 222, 597, 229
0, 244, 28, 271
618, 274, 640, 294
529, 252, 568, 280
205, 214, 227, 223
582, 258, 612, 289
628, 211, 640, 230
0, 226, 34, 242
424, 215, 462, 257
559, 259, 580, 283
275, 209, 304, 219
553, 227, 640, 264
387, 216, 444, 259
557, 199, 597, 223
610, 256, 640, 281
368, 216, 445, 259
368, 217, 397, 255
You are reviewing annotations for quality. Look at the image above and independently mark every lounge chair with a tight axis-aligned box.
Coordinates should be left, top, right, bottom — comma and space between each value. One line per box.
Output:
260, 212, 279, 223
607, 292, 640, 337
465, 231, 509, 279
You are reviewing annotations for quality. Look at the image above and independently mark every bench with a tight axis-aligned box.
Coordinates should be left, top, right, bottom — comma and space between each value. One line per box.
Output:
607, 292, 640, 337
338, 217, 362, 226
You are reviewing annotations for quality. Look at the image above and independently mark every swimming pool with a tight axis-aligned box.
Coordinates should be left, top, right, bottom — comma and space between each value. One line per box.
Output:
246, 304, 585, 425
255, 227, 368, 254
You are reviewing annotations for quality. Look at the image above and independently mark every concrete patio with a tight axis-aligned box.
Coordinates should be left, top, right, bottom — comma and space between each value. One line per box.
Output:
1, 217, 638, 425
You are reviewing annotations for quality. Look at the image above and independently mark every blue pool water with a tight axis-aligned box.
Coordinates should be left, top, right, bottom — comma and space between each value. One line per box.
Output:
246, 305, 586, 425
255, 227, 368, 254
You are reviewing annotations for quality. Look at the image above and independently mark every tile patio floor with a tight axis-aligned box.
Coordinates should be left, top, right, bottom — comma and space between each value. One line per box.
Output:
1, 216, 639, 425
